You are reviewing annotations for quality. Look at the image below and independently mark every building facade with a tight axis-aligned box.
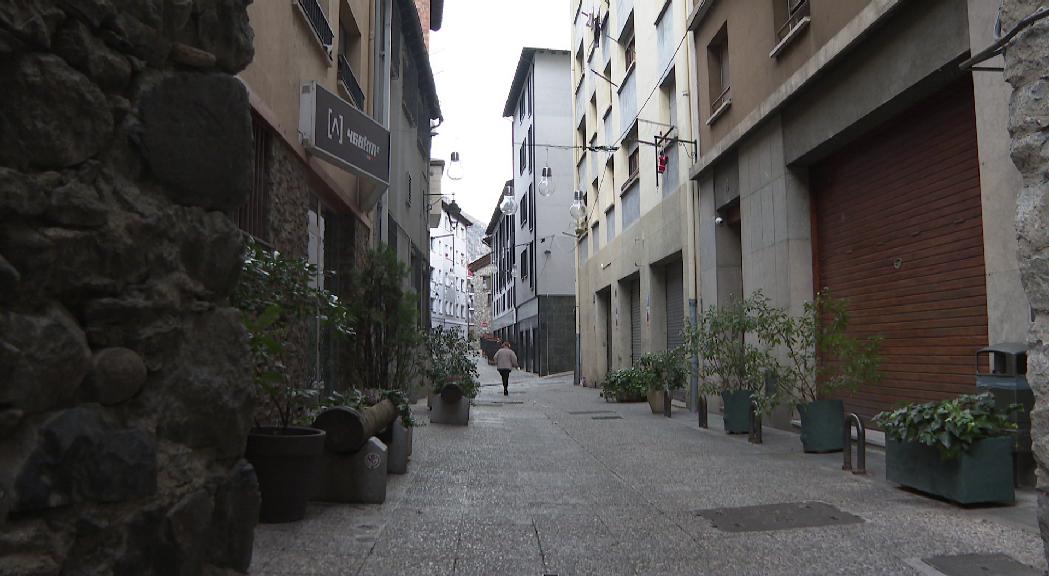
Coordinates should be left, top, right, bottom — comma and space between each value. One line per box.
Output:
684, 0, 1026, 425
486, 48, 578, 376
469, 253, 496, 337
429, 201, 473, 338
236, 0, 442, 389
572, 0, 700, 400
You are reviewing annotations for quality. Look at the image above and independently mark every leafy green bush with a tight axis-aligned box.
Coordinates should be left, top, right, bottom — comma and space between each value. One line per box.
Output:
760, 292, 882, 406
426, 326, 479, 399
601, 367, 647, 402
684, 293, 780, 412
873, 393, 1018, 460
638, 348, 690, 392
232, 240, 353, 429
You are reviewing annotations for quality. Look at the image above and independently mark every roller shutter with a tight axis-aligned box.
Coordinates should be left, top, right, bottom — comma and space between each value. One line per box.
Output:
666, 263, 685, 350
813, 77, 987, 424
630, 279, 642, 365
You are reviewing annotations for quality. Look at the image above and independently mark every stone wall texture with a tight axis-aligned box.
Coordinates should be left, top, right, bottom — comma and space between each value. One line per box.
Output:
0, 1, 259, 574
1003, 0, 1049, 565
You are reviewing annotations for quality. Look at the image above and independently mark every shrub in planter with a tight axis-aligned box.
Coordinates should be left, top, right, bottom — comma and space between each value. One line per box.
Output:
233, 242, 352, 523
873, 394, 1019, 504
685, 294, 780, 434
426, 326, 480, 400
601, 367, 647, 403
763, 292, 882, 453
639, 348, 689, 416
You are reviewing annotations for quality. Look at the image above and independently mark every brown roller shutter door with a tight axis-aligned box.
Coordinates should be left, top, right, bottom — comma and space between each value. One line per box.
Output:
812, 77, 987, 424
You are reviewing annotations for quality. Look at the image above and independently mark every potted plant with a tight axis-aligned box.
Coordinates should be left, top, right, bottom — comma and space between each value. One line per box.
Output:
873, 393, 1019, 504
232, 242, 351, 523
686, 294, 779, 434
344, 248, 425, 396
600, 367, 647, 403
764, 293, 882, 453
640, 348, 690, 417
426, 326, 480, 402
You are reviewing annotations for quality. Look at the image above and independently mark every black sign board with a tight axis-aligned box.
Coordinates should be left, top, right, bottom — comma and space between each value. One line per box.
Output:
300, 82, 390, 187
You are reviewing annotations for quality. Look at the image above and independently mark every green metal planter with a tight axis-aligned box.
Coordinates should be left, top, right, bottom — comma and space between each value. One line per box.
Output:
799, 399, 845, 453
721, 390, 753, 434
885, 436, 1015, 505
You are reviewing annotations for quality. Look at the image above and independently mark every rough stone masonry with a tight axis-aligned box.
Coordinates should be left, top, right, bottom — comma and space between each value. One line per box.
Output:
0, 1, 259, 574
1003, 0, 1049, 566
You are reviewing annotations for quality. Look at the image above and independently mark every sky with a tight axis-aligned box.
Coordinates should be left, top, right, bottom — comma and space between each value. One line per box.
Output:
429, 0, 571, 225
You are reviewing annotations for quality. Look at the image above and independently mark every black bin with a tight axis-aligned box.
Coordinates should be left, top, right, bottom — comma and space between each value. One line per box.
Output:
976, 343, 1034, 487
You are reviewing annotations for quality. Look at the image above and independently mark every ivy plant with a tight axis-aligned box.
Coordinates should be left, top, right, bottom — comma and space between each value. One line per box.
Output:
873, 393, 1019, 460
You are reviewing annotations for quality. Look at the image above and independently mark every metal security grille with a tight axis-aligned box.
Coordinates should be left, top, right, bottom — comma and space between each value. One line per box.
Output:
231, 115, 269, 243
665, 263, 684, 350
630, 279, 641, 365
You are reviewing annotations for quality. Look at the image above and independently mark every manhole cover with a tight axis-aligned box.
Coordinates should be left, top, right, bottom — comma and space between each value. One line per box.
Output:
694, 501, 863, 533
568, 410, 617, 415
591, 415, 623, 420
923, 553, 1041, 576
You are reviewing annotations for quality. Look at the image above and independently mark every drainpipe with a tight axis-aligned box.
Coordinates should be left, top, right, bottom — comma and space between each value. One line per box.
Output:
682, 1, 702, 413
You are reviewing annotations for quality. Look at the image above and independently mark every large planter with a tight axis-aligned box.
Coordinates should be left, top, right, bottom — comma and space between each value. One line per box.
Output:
245, 426, 326, 523
721, 390, 753, 434
799, 399, 845, 453
885, 436, 1014, 505
615, 390, 646, 403
647, 390, 665, 414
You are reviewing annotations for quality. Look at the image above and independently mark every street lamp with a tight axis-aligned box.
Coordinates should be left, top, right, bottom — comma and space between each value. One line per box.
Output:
447, 151, 464, 181
538, 166, 556, 197
499, 183, 518, 215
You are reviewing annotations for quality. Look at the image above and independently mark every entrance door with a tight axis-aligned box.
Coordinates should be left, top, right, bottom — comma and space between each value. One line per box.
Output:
665, 263, 684, 350
630, 279, 642, 365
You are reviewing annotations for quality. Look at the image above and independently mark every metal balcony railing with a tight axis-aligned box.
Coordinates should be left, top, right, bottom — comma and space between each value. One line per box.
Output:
711, 86, 731, 114
297, 0, 334, 53
338, 55, 366, 109
776, 0, 811, 43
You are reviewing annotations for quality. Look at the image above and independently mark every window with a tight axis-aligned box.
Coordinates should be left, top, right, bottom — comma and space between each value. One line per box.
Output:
591, 221, 600, 251
521, 190, 530, 227
519, 133, 528, 174
628, 148, 640, 180
624, 35, 636, 71
521, 246, 530, 279
621, 182, 640, 230
707, 24, 731, 116
406, 173, 412, 205
605, 206, 615, 243
772, 0, 811, 55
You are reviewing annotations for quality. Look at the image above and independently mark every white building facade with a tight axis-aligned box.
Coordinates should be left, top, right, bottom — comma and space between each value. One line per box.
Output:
429, 201, 473, 337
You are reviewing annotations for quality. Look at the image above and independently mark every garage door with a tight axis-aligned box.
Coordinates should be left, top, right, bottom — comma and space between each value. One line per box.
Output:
665, 263, 685, 350
812, 77, 987, 424
630, 279, 642, 365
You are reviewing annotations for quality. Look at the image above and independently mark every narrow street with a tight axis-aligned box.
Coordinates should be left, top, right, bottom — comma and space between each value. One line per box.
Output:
250, 359, 1045, 576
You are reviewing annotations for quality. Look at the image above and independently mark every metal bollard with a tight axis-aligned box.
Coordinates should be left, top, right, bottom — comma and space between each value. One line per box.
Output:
697, 395, 708, 429
842, 413, 867, 475
748, 400, 763, 444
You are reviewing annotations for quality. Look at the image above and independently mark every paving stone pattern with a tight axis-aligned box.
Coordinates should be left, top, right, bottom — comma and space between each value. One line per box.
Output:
252, 359, 1046, 575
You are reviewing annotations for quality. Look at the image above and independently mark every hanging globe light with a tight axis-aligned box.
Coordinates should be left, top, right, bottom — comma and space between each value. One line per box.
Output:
568, 191, 586, 221
500, 184, 518, 215
447, 151, 465, 181
538, 166, 556, 197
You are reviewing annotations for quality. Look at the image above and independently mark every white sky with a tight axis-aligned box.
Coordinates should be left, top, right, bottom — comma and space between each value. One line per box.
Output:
429, 0, 570, 225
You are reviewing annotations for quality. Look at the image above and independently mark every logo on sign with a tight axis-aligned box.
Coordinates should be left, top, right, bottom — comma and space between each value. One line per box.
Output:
365, 452, 382, 470
327, 109, 343, 143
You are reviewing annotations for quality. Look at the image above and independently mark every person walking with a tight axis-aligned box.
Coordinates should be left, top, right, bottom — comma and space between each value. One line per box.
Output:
493, 341, 519, 396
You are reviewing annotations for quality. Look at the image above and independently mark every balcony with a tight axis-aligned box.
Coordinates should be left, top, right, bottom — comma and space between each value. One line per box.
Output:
295, 0, 334, 55
337, 55, 366, 110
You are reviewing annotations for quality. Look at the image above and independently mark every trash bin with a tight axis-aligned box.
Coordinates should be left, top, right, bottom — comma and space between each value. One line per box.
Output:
976, 343, 1034, 487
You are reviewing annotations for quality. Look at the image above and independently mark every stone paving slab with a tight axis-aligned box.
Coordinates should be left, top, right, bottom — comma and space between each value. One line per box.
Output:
251, 361, 1047, 575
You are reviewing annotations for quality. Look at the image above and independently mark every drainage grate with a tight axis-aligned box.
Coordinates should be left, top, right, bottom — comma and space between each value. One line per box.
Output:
591, 415, 623, 420
568, 410, 617, 415
923, 554, 1041, 576
694, 501, 863, 533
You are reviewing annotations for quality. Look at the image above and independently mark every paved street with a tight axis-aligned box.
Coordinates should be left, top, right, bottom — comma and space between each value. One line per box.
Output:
251, 360, 1046, 575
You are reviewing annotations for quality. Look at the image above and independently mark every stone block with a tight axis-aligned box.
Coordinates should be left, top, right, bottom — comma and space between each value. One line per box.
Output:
314, 437, 388, 504
0, 302, 91, 414
83, 347, 147, 405
0, 53, 114, 170
54, 19, 131, 92
138, 72, 252, 212
431, 397, 470, 426
382, 420, 411, 475
0, 0, 65, 48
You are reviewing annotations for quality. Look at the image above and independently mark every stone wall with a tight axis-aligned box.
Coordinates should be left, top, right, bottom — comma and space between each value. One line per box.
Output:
0, 1, 259, 574
1002, 0, 1049, 565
